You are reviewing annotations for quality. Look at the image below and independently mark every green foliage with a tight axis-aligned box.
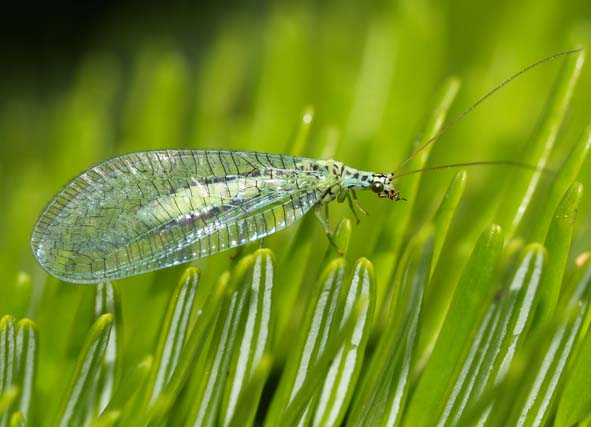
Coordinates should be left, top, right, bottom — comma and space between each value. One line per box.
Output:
1, 1, 590, 426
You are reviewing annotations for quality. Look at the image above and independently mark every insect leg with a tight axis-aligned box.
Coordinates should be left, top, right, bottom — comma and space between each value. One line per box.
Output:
314, 205, 344, 256
351, 190, 368, 216
346, 193, 361, 224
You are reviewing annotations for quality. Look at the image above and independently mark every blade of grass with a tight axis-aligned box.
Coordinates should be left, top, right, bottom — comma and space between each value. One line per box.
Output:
89, 410, 120, 427
356, 229, 417, 413
226, 354, 273, 427
403, 224, 504, 427
446, 244, 546, 426
0, 388, 18, 421
348, 227, 433, 427
496, 49, 585, 239
184, 255, 258, 427
312, 258, 376, 427
555, 315, 591, 426
536, 183, 583, 324
54, 314, 113, 427
220, 250, 275, 427
531, 124, 591, 241
273, 219, 316, 360
10, 274, 31, 320
506, 257, 591, 426
0, 316, 16, 427
134, 268, 202, 425
435, 301, 500, 427
431, 170, 467, 272
265, 258, 347, 427
184, 287, 247, 427
452, 316, 561, 427
9, 412, 24, 427
414, 171, 467, 371
105, 355, 153, 427
14, 320, 36, 423
155, 269, 233, 426
279, 298, 367, 427
92, 282, 121, 415
145, 267, 200, 405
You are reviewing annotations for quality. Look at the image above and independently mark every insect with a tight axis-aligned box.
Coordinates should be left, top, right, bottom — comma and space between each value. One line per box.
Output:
31, 49, 580, 284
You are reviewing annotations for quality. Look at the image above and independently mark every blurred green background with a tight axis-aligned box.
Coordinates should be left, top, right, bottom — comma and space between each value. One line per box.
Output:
0, 0, 590, 424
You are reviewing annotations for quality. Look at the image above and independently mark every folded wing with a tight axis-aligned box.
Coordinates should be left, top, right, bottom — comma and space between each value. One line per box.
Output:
31, 150, 335, 283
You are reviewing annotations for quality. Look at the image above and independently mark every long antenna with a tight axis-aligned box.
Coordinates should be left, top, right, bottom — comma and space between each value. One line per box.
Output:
392, 160, 556, 180
393, 48, 583, 175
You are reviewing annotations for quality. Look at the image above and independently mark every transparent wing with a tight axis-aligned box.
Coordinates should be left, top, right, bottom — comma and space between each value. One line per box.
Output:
31, 150, 337, 283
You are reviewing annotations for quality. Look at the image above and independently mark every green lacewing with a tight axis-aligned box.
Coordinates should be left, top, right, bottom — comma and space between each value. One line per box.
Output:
31, 49, 580, 283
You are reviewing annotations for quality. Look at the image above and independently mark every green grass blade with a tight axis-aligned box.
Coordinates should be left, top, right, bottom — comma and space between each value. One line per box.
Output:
506, 258, 591, 426
348, 227, 433, 427
445, 244, 546, 426
106, 356, 153, 427
227, 354, 273, 427
403, 224, 504, 427
555, 309, 591, 426
531, 124, 591, 241
274, 217, 351, 371
220, 250, 275, 427
416, 171, 467, 370
156, 270, 232, 426
475, 244, 546, 421
0, 316, 16, 427
9, 412, 24, 427
312, 258, 376, 427
435, 302, 500, 427
145, 267, 200, 405
265, 258, 347, 426
0, 388, 18, 421
279, 297, 366, 427
53, 314, 113, 427
496, 50, 585, 239
536, 183, 583, 324
273, 221, 316, 358
92, 282, 121, 415
184, 255, 258, 427
431, 170, 467, 272
14, 320, 37, 424
89, 410, 120, 427
9, 274, 31, 320
357, 233, 417, 411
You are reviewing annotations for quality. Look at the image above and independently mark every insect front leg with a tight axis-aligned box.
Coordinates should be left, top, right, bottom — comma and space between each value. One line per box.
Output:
351, 190, 368, 216
345, 190, 369, 224
346, 193, 361, 224
314, 204, 345, 256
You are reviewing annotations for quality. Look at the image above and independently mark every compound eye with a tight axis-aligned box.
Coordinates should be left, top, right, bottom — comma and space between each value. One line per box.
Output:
371, 181, 384, 194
